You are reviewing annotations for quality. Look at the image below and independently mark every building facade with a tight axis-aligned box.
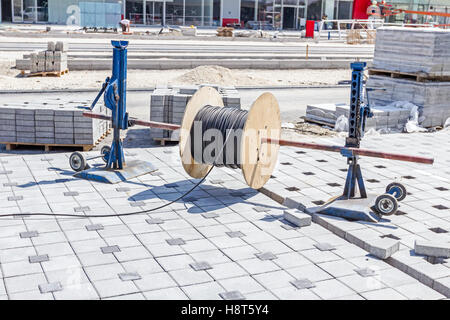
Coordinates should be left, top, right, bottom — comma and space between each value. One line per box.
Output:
0, 0, 449, 29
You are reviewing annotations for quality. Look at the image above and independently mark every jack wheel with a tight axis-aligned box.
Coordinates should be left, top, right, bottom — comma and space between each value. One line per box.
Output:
69, 152, 87, 172
101, 146, 111, 163
375, 193, 398, 216
386, 182, 407, 202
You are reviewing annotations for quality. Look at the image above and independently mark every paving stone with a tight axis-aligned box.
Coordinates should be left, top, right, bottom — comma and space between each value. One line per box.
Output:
116, 187, 130, 192
118, 272, 142, 281
226, 231, 245, 238
415, 240, 450, 258
311, 278, 355, 299
190, 261, 213, 271
291, 278, 316, 290
202, 212, 219, 219
85, 224, 104, 232
64, 191, 79, 197
3, 182, 18, 187
19, 231, 39, 238
219, 290, 246, 300
101, 245, 121, 254
146, 218, 164, 225
74, 206, 90, 212
166, 238, 186, 246
230, 191, 245, 197
8, 196, 23, 201
255, 252, 278, 261
355, 267, 379, 278
28, 254, 49, 263
283, 209, 312, 227
253, 206, 270, 213
314, 242, 337, 251
165, 183, 179, 188
39, 282, 63, 294
130, 201, 146, 207
210, 179, 224, 184
368, 238, 400, 259
280, 224, 298, 230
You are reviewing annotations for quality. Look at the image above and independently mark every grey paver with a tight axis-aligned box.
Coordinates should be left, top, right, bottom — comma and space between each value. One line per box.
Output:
19, 231, 38, 238
39, 282, 63, 294
291, 278, 316, 290
314, 242, 337, 251
28, 254, 49, 263
355, 267, 379, 278
190, 261, 213, 271
101, 245, 121, 254
118, 272, 142, 281
219, 290, 246, 300
255, 252, 278, 261
85, 224, 104, 231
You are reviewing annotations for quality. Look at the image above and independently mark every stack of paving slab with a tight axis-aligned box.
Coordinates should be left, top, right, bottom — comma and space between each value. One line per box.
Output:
367, 27, 450, 127
26, 41, 68, 73
305, 103, 411, 131
0, 98, 110, 147
149, 85, 241, 140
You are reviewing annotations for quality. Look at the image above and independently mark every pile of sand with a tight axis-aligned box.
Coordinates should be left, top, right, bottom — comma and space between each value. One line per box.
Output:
173, 65, 272, 86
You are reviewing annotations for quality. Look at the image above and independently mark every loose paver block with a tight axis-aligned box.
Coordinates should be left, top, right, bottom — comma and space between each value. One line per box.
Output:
118, 272, 142, 281
291, 278, 316, 290
368, 238, 400, 259
39, 282, 63, 294
219, 291, 246, 300
74, 206, 90, 212
415, 240, 450, 258
8, 196, 23, 201
283, 209, 312, 227
190, 261, 213, 271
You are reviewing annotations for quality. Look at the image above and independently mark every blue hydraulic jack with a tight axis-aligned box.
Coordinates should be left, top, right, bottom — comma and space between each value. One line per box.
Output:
307, 62, 407, 222
69, 41, 157, 183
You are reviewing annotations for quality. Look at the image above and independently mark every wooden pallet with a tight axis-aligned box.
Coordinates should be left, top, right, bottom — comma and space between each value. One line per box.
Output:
1, 142, 92, 152
20, 69, 69, 78
369, 68, 450, 82
153, 137, 179, 146
1, 128, 112, 152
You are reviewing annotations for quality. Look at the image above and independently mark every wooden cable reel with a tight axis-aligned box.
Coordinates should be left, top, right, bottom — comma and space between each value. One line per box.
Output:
179, 86, 281, 189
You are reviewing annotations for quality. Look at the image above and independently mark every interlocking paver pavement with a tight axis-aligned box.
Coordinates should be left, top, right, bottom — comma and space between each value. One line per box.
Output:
0, 139, 447, 299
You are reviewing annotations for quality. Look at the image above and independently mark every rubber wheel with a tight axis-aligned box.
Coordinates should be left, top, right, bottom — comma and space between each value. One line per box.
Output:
101, 146, 111, 163
375, 193, 398, 216
69, 152, 87, 172
386, 182, 407, 202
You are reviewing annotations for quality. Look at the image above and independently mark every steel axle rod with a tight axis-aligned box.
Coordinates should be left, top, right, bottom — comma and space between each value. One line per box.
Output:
83, 112, 434, 165
263, 138, 434, 165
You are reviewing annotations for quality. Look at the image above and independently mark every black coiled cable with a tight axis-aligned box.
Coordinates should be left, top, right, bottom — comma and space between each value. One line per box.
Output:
190, 105, 248, 169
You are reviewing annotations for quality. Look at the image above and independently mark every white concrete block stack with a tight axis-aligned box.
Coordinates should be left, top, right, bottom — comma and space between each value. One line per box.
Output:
0, 98, 110, 147
373, 27, 450, 77
150, 85, 241, 140
306, 103, 412, 131
368, 27, 450, 127
29, 41, 68, 73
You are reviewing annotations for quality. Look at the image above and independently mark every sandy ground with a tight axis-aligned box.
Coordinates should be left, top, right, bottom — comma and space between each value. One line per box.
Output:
0, 52, 351, 91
